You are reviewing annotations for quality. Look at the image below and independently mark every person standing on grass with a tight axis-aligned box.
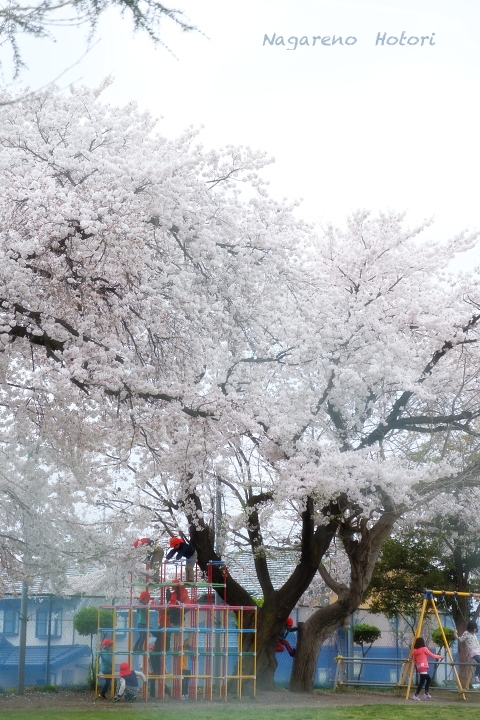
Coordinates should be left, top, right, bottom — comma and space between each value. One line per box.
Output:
411, 637, 443, 701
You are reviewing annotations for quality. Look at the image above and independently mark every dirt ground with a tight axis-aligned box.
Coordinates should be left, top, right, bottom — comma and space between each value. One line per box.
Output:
1, 687, 480, 711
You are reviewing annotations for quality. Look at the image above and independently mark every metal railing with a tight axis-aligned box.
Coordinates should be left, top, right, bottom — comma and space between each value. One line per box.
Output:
333, 655, 408, 690
334, 654, 480, 700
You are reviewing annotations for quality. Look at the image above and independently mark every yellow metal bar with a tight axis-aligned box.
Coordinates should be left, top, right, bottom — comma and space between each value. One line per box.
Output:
427, 590, 480, 599
333, 655, 346, 690
429, 597, 465, 700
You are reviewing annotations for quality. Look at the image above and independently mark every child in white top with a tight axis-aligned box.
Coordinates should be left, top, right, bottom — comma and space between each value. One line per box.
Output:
455, 621, 480, 682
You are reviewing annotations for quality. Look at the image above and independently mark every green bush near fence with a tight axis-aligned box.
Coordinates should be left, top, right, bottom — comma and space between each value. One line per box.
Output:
431, 626, 456, 648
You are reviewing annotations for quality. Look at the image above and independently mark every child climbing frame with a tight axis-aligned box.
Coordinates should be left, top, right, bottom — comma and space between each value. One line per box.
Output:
96, 560, 257, 702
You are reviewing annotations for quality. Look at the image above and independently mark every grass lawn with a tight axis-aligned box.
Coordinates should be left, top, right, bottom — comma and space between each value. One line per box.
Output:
2, 706, 480, 720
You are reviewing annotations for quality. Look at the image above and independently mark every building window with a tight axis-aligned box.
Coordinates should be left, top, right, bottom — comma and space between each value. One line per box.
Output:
0, 606, 19, 636
36, 608, 62, 639
115, 610, 128, 637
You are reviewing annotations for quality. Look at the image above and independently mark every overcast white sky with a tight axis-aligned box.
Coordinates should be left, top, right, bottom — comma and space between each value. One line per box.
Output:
5, 0, 480, 239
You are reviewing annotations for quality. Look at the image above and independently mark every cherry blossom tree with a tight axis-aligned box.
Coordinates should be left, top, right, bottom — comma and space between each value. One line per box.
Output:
0, 78, 321, 607
95, 206, 480, 690
0, 415, 114, 593
2, 83, 480, 690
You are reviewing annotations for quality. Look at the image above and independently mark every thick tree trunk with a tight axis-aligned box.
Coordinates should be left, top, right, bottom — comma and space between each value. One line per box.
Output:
451, 573, 472, 688
289, 506, 399, 692
456, 625, 471, 688
255, 629, 279, 690
291, 622, 322, 691
186, 489, 341, 689
289, 590, 360, 691
245, 595, 333, 689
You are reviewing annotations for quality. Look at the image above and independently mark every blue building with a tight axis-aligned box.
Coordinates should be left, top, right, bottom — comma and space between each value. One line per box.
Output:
0, 592, 102, 689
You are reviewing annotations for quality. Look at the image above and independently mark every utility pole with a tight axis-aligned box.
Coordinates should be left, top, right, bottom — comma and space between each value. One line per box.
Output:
46, 594, 53, 685
214, 475, 224, 689
17, 581, 28, 694
214, 475, 224, 557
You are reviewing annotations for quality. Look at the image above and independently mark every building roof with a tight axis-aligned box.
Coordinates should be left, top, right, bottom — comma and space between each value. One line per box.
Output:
0, 638, 90, 668
226, 549, 332, 606
0, 567, 127, 601
227, 549, 300, 596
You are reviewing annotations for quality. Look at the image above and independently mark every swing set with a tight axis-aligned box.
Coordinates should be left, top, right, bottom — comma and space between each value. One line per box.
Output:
401, 590, 480, 700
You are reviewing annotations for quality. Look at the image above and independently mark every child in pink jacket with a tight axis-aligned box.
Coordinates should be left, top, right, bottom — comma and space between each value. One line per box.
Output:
411, 637, 443, 700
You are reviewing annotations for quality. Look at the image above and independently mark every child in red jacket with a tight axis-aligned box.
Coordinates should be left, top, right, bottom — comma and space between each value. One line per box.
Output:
411, 637, 443, 700
275, 618, 298, 658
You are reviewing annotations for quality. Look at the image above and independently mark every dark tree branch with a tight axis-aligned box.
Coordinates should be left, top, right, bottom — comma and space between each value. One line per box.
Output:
358, 314, 480, 448
183, 487, 254, 607
245, 491, 274, 598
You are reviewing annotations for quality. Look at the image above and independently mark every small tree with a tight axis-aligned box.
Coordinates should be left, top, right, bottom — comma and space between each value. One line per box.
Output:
74, 606, 113, 689
431, 626, 455, 649
353, 623, 382, 657
353, 623, 382, 681
365, 532, 447, 632
426, 627, 452, 685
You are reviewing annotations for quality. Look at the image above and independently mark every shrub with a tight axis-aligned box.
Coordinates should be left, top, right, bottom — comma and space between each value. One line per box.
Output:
431, 626, 456, 648
353, 623, 382, 648
73, 606, 113, 637
74, 606, 114, 692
